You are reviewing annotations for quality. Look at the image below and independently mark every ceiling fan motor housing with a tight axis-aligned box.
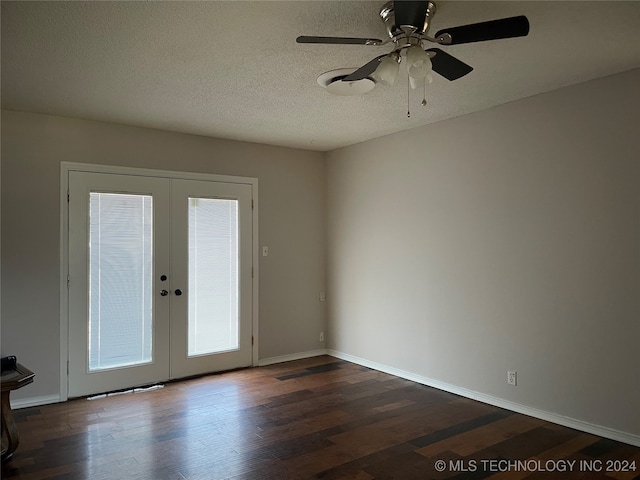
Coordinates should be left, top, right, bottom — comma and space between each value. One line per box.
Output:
380, 1, 437, 38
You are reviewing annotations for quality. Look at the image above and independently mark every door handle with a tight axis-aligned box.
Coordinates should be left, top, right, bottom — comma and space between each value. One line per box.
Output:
160, 289, 169, 297
174, 289, 183, 296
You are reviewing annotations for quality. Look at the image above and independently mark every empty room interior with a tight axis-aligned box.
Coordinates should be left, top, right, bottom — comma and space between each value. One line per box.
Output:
1, 1, 639, 479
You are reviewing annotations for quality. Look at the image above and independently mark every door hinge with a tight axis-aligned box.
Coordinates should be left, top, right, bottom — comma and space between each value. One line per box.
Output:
251, 199, 254, 210
251, 336, 254, 346
67, 190, 70, 202
67, 361, 69, 375
251, 267, 254, 279
67, 274, 70, 287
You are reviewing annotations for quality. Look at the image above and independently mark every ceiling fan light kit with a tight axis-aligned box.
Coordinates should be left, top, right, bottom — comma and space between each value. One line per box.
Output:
406, 44, 433, 89
371, 51, 401, 86
298, 1, 530, 108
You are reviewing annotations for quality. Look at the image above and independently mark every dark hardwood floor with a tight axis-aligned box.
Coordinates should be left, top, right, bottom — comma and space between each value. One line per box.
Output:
2, 356, 638, 479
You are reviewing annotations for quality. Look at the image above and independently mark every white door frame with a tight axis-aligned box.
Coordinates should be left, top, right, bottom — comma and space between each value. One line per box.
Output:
60, 162, 259, 402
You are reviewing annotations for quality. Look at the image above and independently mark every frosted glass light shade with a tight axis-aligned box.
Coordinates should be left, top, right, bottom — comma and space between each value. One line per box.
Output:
409, 71, 434, 89
406, 45, 433, 89
372, 54, 400, 86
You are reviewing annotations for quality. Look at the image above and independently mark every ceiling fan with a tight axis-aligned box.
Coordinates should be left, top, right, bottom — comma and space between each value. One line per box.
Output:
297, 1, 529, 95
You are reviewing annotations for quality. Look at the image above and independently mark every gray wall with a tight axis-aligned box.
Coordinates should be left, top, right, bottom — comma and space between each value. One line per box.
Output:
326, 69, 640, 438
1, 110, 326, 401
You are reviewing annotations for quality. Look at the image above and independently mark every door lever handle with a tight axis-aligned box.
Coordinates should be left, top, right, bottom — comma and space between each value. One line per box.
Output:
174, 289, 183, 296
160, 289, 169, 297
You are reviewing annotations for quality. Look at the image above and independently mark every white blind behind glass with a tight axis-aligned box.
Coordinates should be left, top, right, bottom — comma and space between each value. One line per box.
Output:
88, 193, 153, 371
188, 198, 239, 356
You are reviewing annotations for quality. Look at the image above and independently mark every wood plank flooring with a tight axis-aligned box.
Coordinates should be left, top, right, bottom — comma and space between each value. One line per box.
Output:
2, 356, 638, 480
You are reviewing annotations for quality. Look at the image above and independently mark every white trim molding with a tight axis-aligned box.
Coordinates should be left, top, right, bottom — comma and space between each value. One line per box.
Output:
10, 394, 61, 410
327, 350, 640, 448
258, 349, 328, 367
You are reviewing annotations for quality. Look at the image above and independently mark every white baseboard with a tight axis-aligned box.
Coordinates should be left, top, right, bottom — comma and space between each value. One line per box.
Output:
258, 349, 328, 367
327, 349, 640, 448
10, 394, 61, 410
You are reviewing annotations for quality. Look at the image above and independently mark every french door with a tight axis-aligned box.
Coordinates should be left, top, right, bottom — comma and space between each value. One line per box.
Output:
67, 170, 254, 397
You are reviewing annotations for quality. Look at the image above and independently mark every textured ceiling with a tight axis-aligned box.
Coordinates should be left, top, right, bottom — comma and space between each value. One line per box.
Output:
2, 1, 640, 152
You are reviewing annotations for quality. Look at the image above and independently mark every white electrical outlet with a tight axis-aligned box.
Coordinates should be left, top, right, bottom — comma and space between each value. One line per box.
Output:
507, 371, 517, 386
262, 246, 269, 257
319, 292, 326, 302
319, 332, 324, 342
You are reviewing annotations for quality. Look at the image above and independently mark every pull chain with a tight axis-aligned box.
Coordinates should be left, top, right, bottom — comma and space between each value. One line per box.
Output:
422, 76, 427, 106
407, 74, 411, 118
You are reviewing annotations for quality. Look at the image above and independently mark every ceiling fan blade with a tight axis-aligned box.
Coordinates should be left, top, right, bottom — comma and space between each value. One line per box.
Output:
435, 15, 529, 45
426, 48, 473, 81
342, 55, 387, 82
296, 36, 382, 45
394, 1, 429, 31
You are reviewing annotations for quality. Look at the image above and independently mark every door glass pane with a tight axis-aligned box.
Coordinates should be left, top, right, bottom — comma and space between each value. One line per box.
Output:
89, 193, 153, 371
188, 197, 239, 356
